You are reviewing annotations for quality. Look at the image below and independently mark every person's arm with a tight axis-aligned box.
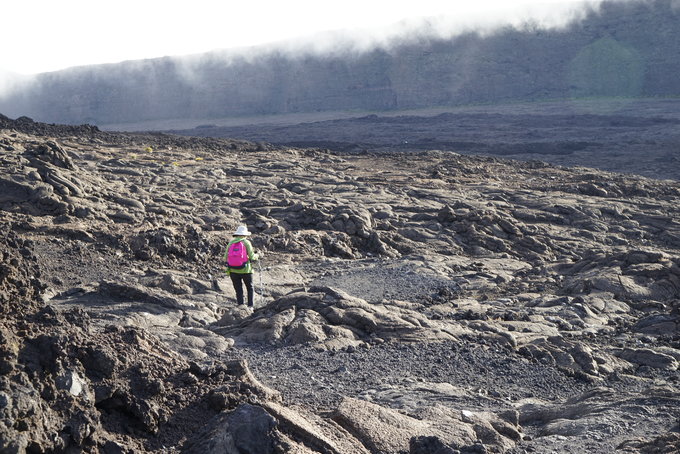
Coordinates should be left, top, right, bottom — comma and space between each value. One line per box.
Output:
245, 239, 259, 261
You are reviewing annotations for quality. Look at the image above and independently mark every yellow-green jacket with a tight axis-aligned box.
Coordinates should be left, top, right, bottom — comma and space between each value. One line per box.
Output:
224, 237, 259, 274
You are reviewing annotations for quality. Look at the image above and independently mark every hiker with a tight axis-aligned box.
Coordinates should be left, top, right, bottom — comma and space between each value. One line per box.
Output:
225, 225, 260, 307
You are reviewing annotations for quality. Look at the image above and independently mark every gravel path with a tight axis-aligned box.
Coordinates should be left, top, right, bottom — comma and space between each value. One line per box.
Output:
223, 340, 592, 412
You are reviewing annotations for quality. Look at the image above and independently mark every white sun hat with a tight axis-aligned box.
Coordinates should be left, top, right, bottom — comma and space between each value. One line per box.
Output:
233, 225, 252, 236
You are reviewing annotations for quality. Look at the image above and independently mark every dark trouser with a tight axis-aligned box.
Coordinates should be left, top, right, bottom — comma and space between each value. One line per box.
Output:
230, 273, 254, 306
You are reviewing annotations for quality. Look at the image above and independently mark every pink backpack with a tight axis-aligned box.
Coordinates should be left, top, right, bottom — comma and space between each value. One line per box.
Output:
227, 241, 249, 268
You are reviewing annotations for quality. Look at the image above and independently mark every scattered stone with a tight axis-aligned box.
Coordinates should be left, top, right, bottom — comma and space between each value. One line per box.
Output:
56, 370, 87, 396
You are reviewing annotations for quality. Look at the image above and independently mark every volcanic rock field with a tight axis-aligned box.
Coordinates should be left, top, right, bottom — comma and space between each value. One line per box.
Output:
0, 114, 678, 453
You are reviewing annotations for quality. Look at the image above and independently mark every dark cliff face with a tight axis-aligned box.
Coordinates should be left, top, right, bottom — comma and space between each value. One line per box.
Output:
2, 0, 680, 125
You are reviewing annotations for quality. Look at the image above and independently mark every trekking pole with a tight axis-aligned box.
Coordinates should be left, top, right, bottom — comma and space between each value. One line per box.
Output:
258, 259, 265, 305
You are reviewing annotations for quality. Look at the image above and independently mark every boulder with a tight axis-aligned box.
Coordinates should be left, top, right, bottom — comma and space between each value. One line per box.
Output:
184, 404, 278, 454
215, 287, 456, 350
615, 348, 679, 371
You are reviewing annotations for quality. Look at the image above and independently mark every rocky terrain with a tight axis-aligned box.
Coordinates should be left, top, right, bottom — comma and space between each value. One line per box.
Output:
1, 113, 679, 453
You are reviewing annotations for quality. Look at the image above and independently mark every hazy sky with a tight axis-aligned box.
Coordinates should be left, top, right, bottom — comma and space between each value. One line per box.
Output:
2, 0, 604, 75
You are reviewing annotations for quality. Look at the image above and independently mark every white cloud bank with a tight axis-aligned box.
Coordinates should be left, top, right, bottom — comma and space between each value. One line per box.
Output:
0, 0, 604, 75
